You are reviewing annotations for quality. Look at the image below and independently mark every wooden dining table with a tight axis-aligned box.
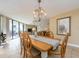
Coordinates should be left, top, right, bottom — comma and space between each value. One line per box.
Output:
31, 39, 52, 58
30, 35, 60, 58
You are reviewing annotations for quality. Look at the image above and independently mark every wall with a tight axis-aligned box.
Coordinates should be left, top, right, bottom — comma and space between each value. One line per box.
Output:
1, 15, 7, 34
0, 15, 10, 40
0, 17, 1, 33
49, 8, 79, 47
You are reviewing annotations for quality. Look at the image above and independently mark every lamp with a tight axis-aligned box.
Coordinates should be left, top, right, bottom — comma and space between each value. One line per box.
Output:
32, 27, 36, 32
33, 0, 47, 22
32, 27, 37, 36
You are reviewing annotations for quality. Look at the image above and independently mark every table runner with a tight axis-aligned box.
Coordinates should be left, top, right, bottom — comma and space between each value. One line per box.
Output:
30, 35, 60, 50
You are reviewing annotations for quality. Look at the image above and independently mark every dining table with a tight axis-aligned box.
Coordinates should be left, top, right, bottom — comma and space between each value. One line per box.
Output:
30, 35, 60, 58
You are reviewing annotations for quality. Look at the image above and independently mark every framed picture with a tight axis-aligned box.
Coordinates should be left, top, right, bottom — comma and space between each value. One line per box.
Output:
57, 17, 71, 35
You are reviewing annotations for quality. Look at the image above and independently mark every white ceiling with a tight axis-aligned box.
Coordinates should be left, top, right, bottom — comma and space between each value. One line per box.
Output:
0, 0, 79, 24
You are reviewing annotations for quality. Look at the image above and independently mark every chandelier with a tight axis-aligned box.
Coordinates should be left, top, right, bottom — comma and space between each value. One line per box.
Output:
33, 0, 47, 22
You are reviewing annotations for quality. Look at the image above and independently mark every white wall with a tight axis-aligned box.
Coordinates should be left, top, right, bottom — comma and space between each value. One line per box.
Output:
49, 8, 79, 46
0, 15, 10, 40
1, 16, 7, 34
0, 17, 1, 33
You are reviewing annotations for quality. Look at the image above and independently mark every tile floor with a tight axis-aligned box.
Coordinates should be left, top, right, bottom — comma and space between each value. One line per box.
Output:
0, 38, 79, 58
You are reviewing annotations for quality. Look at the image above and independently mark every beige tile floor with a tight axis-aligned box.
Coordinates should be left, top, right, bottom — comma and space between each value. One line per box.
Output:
0, 38, 79, 58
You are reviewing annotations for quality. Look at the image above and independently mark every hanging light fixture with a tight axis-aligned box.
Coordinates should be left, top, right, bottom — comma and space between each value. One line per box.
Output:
33, 0, 47, 22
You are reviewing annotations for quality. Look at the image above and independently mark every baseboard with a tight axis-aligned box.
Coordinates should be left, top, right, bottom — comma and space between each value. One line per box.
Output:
68, 43, 79, 48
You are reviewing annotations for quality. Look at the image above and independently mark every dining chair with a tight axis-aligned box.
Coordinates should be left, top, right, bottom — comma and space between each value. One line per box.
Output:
20, 32, 40, 58
45, 31, 54, 39
37, 32, 41, 36
37, 31, 44, 36
20, 32, 26, 56
49, 33, 69, 58
41, 31, 44, 36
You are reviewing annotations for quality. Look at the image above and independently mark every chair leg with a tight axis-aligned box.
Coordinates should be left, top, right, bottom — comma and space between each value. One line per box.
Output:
23, 50, 26, 58
20, 47, 22, 55
20, 47, 25, 57
61, 49, 64, 58
61, 54, 64, 58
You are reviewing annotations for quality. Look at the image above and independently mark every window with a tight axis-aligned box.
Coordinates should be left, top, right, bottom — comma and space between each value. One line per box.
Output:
19, 23, 24, 32
12, 20, 19, 39
9, 19, 26, 39
9, 20, 12, 39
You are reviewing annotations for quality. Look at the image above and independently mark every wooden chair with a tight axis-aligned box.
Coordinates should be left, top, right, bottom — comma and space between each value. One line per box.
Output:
41, 31, 44, 36
37, 32, 41, 36
20, 32, 40, 58
44, 31, 54, 39
37, 31, 44, 36
20, 32, 27, 57
49, 33, 69, 58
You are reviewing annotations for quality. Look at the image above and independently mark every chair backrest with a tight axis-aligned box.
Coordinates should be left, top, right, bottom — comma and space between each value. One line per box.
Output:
20, 32, 24, 48
37, 31, 45, 36
20, 32, 32, 58
23, 34, 32, 57
45, 31, 54, 38
37, 31, 54, 38
61, 33, 69, 57
37, 32, 41, 36
20, 32, 28, 47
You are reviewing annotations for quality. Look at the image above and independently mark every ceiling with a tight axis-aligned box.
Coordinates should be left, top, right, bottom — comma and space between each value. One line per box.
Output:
0, 0, 79, 24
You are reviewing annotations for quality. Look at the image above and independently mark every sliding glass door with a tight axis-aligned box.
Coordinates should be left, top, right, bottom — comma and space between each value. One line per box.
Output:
12, 20, 19, 39
9, 20, 26, 39
19, 23, 24, 33
9, 20, 12, 39
24, 24, 27, 32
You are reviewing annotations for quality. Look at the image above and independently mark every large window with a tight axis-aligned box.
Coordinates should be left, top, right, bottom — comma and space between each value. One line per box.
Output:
9, 20, 12, 39
19, 23, 24, 32
9, 20, 26, 39
24, 24, 27, 32
12, 21, 19, 39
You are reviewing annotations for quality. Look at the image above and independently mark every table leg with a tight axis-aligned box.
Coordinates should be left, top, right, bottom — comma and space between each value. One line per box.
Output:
41, 51, 48, 58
